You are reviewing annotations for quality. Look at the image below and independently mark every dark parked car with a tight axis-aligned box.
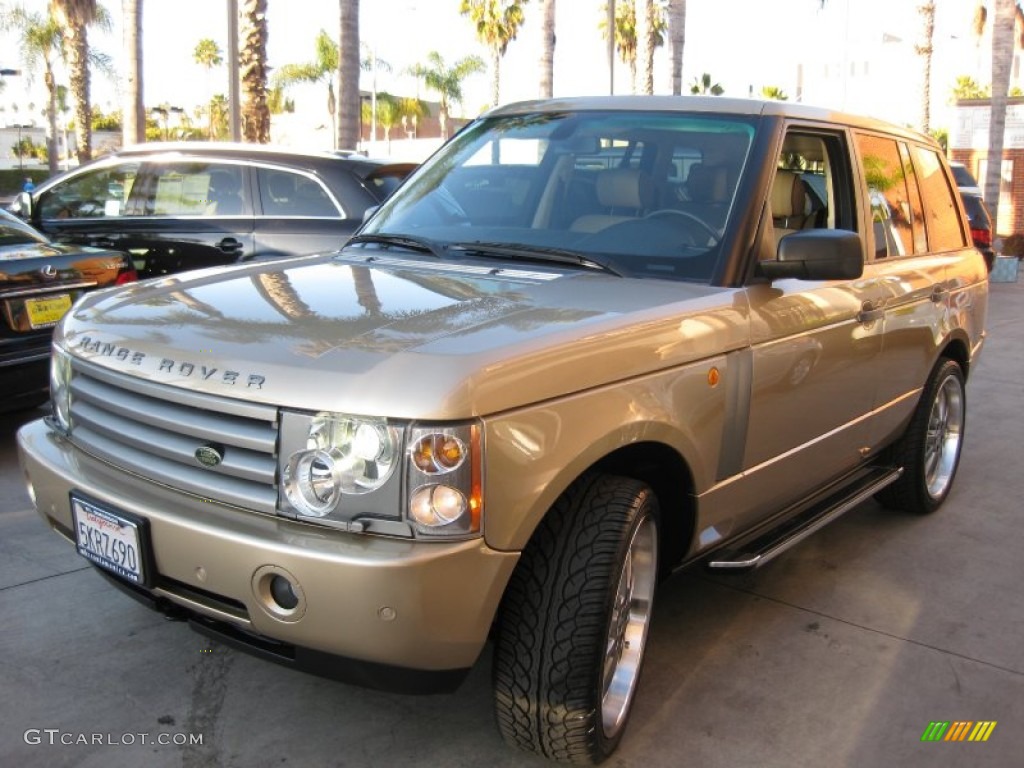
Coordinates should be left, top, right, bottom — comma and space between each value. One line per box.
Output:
8, 143, 415, 279
0, 209, 136, 411
950, 160, 982, 197
960, 190, 994, 271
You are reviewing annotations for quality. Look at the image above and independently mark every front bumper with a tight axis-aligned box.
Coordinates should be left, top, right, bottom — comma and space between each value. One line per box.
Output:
17, 418, 519, 692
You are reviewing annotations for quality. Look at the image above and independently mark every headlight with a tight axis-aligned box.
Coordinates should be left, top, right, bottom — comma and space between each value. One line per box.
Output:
278, 412, 482, 539
283, 414, 399, 518
405, 424, 481, 537
50, 345, 73, 432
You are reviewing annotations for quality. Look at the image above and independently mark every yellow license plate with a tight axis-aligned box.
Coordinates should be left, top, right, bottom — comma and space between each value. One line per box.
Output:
25, 294, 73, 329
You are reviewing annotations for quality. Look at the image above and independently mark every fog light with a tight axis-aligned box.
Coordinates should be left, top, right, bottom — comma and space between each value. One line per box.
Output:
252, 565, 306, 622
270, 575, 299, 610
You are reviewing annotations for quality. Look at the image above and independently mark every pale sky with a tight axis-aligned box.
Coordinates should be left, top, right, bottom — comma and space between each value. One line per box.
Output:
0, 0, 988, 133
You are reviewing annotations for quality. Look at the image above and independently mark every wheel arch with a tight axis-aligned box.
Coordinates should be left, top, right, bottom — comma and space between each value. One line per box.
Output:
590, 441, 697, 573
939, 334, 970, 379
486, 430, 699, 573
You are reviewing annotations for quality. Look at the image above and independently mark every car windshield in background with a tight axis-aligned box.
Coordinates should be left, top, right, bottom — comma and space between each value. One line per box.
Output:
359, 111, 757, 282
0, 214, 47, 247
951, 163, 979, 189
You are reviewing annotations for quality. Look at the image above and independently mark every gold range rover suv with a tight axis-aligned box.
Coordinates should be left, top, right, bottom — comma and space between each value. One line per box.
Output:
18, 97, 988, 764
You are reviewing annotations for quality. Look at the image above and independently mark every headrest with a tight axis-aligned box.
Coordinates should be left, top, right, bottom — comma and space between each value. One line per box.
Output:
596, 168, 655, 210
771, 170, 805, 218
208, 170, 241, 195
267, 173, 295, 199
687, 164, 729, 203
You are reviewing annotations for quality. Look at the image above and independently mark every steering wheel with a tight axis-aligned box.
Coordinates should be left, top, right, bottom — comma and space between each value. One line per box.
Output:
644, 209, 721, 246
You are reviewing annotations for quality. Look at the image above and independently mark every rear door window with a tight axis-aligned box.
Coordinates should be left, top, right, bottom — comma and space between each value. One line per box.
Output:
855, 134, 924, 259
909, 146, 968, 251
138, 162, 251, 217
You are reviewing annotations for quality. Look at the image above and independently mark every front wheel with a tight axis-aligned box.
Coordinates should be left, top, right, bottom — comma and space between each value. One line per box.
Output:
877, 358, 966, 514
493, 474, 659, 765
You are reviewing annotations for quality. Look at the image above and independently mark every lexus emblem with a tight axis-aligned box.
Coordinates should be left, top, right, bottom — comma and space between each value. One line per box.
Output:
40, 264, 58, 279
195, 444, 224, 468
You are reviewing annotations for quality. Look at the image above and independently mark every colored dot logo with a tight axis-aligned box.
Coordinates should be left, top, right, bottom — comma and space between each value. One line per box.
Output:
921, 721, 997, 742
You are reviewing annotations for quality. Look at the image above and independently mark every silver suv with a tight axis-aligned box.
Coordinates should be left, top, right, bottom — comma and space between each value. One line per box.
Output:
18, 97, 987, 765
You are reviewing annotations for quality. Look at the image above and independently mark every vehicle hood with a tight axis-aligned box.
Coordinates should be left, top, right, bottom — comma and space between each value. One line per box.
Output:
59, 253, 747, 419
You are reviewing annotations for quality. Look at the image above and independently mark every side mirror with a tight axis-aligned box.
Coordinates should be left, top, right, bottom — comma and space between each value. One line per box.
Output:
10, 191, 33, 219
758, 229, 864, 281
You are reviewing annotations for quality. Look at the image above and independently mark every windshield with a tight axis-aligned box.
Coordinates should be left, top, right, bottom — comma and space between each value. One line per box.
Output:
359, 110, 757, 282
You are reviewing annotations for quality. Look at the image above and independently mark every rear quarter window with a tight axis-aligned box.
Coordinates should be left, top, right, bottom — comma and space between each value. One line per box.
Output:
911, 146, 968, 251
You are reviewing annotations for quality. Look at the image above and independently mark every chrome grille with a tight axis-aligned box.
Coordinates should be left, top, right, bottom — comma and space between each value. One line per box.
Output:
69, 359, 280, 513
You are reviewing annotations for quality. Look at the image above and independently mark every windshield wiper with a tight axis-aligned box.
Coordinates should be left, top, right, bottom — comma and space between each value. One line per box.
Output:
450, 241, 622, 276
345, 233, 449, 260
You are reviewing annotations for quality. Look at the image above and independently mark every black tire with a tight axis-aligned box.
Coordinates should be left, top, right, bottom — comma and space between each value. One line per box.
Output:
877, 358, 966, 514
493, 474, 659, 765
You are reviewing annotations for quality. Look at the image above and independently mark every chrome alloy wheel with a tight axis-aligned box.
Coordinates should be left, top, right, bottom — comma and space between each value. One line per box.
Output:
924, 372, 964, 500
601, 514, 657, 738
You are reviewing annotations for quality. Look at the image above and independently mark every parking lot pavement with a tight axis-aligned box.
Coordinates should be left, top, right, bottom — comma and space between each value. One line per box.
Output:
1, 279, 1022, 768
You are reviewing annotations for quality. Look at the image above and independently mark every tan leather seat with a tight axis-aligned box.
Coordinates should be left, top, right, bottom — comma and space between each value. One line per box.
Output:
571, 168, 655, 233
685, 163, 731, 228
771, 169, 807, 244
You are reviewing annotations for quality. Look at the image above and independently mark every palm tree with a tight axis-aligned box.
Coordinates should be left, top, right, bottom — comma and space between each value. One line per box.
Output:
194, 38, 223, 139
985, 0, 1016, 225
1, 6, 61, 172
276, 30, 338, 143
239, 0, 270, 143
49, 0, 100, 163
361, 44, 394, 144
690, 72, 723, 95
761, 85, 788, 101
459, 0, 528, 107
338, 0, 360, 151
636, 0, 653, 94
539, 0, 555, 98
915, 1, 935, 133
398, 96, 428, 138
665, 0, 685, 95
600, 1, 637, 90
208, 94, 229, 140
409, 51, 486, 139
950, 75, 989, 100
122, 0, 144, 146
361, 91, 401, 149
600, 1, 664, 94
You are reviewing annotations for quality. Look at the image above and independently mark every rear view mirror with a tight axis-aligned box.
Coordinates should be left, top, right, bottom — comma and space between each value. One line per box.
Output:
759, 229, 863, 281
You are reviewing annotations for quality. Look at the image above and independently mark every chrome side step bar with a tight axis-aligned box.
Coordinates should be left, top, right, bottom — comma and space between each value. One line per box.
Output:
706, 466, 903, 572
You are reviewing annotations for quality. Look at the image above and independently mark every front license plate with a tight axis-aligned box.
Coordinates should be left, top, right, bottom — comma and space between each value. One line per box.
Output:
25, 294, 73, 329
72, 496, 148, 585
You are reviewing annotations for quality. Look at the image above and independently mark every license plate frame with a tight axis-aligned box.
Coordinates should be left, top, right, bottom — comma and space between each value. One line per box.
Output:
71, 494, 152, 587
25, 293, 73, 329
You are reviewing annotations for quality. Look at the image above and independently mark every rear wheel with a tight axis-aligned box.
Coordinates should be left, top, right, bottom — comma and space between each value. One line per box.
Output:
493, 474, 658, 765
877, 358, 966, 514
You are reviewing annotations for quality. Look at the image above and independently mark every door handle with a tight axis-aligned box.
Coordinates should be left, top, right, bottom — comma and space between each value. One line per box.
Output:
216, 238, 244, 254
857, 301, 884, 324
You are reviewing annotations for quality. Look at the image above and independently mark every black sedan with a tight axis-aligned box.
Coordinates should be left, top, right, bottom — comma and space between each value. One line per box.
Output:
960, 190, 994, 271
8, 143, 416, 279
1, 209, 137, 411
